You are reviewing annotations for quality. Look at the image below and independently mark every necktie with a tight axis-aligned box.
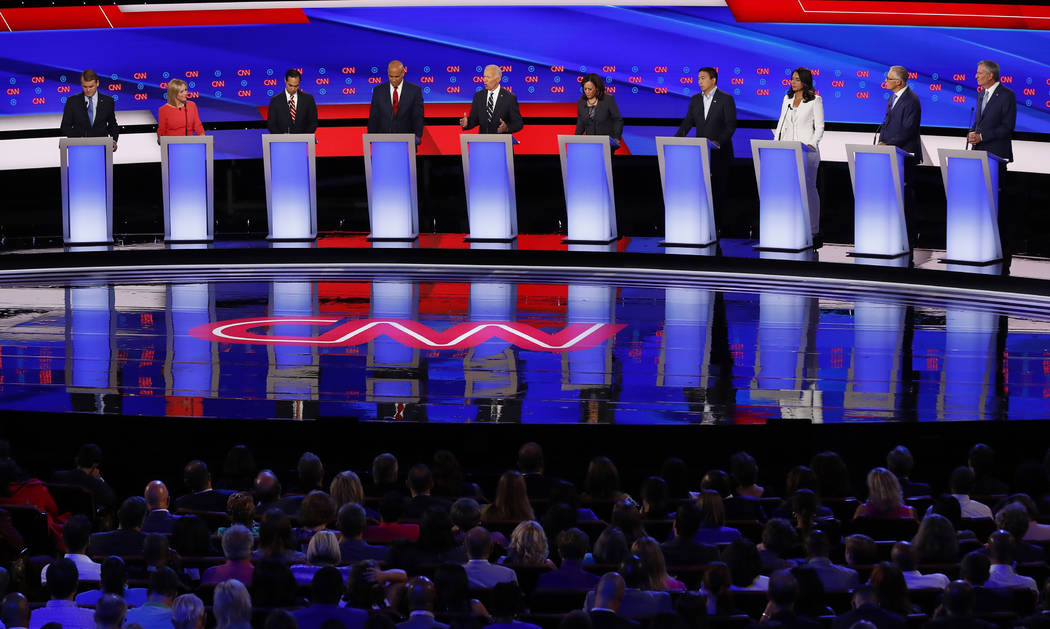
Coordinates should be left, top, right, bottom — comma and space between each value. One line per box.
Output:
87, 97, 94, 126
486, 91, 495, 128
289, 95, 296, 126
392, 87, 399, 117
981, 89, 990, 115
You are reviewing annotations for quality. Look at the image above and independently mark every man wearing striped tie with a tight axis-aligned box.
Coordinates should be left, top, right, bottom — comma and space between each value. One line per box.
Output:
267, 69, 318, 135
459, 65, 523, 135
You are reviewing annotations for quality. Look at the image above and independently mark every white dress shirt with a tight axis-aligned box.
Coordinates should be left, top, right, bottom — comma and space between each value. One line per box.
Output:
903, 570, 949, 590
986, 563, 1037, 592
890, 84, 909, 109
702, 87, 716, 118
41, 553, 101, 584
981, 82, 1000, 113
390, 83, 402, 103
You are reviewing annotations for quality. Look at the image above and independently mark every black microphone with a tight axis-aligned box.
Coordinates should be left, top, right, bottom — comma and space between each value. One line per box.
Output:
965, 105, 975, 150
873, 124, 882, 146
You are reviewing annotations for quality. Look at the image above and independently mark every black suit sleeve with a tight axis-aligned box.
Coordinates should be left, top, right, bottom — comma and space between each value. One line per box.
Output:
60, 97, 77, 137
367, 84, 383, 134
502, 91, 523, 134
462, 93, 480, 130
411, 84, 425, 140
302, 93, 318, 134
608, 95, 623, 140
102, 97, 120, 142
984, 91, 1016, 144
574, 100, 585, 135
675, 96, 698, 137
717, 92, 737, 148
267, 96, 282, 134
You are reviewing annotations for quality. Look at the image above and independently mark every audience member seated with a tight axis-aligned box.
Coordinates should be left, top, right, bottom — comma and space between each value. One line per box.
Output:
331, 471, 379, 521
788, 490, 825, 536
757, 518, 802, 572
701, 470, 765, 522
694, 491, 742, 544
871, 562, 916, 616
254, 470, 284, 515
295, 490, 338, 548
123, 567, 180, 629
517, 442, 551, 500
216, 445, 256, 492
93, 594, 126, 629
1005, 494, 1050, 542
433, 562, 491, 623
52, 443, 116, 509
172, 594, 205, 629
0, 455, 66, 543
854, 467, 917, 519
756, 570, 821, 629
588, 573, 640, 629
291, 530, 349, 585
503, 520, 555, 567
176, 460, 233, 512
172, 514, 219, 557
844, 534, 877, 567
912, 514, 960, 564
660, 502, 719, 567
1015, 581, 1050, 629
811, 451, 852, 500
452, 498, 507, 550
892, 541, 949, 590
887, 446, 932, 499
76, 556, 148, 607
369, 453, 402, 498
640, 477, 673, 521
391, 508, 467, 569
730, 451, 764, 499
214, 579, 253, 629
142, 480, 180, 535
202, 525, 255, 586
585, 526, 629, 567
536, 528, 600, 591
464, 527, 517, 588
254, 509, 307, 564
293, 566, 368, 629
582, 457, 625, 504
984, 530, 1038, 593
551, 480, 599, 522
830, 582, 905, 629
928, 469, 992, 520
632, 536, 684, 592
365, 492, 420, 543
136, 533, 174, 581
251, 558, 301, 608
338, 503, 389, 562
928, 496, 978, 543
483, 471, 534, 523
611, 498, 647, 546
992, 502, 1045, 562
803, 530, 858, 592
968, 444, 1009, 496
587, 556, 673, 619
432, 450, 480, 501
723, 538, 767, 591
789, 565, 833, 619
346, 560, 404, 612
488, 582, 539, 629
397, 577, 448, 629
217, 492, 258, 538
41, 514, 100, 584
924, 580, 998, 629
698, 562, 735, 617
2, 592, 30, 629
27, 558, 94, 629
404, 464, 452, 519
958, 550, 1012, 614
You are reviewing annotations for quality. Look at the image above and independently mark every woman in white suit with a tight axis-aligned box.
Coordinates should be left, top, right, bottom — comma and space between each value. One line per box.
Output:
773, 67, 824, 235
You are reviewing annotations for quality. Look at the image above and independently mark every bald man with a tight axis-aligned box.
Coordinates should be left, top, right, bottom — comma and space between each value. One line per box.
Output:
459, 65, 522, 135
1, 592, 30, 629
141, 481, 180, 535
368, 60, 425, 143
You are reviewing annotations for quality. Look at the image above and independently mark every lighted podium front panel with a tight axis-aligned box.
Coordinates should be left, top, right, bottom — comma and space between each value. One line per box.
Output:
363, 133, 419, 241
160, 136, 214, 243
558, 135, 617, 244
751, 140, 813, 252
59, 137, 113, 245
461, 134, 517, 241
937, 148, 1004, 264
262, 134, 317, 241
846, 144, 910, 258
656, 136, 718, 247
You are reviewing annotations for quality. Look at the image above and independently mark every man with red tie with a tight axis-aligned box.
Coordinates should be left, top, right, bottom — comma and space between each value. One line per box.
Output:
368, 60, 425, 144
267, 69, 318, 134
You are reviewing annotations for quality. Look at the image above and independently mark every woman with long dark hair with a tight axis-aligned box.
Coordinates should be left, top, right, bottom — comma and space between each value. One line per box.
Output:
772, 67, 824, 236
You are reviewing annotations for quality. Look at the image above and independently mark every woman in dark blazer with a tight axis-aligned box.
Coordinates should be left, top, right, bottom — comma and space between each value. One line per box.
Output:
575, 73, 623, 145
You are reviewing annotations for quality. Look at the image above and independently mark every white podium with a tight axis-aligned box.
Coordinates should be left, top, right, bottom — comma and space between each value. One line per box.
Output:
937, 148, 1004, 264
363, 133, 418, 241
558, 135, 617, 244
262, 134, 317, 241
656, 136, 718, 248
60, 137, 114, 245
846, 144, 911, 258
751, 140, 814, 252
160, 136, 214, 243
461, 134, 517, 242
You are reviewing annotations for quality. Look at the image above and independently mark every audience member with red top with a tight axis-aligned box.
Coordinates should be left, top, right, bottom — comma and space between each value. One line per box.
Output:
855, 467, 917, 519
157, 79, 205, 140
0, 447, 67, 545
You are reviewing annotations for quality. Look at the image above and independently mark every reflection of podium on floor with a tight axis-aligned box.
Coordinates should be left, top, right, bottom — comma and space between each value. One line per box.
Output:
656, 136, 718, 248
267, 282, 319, 401
558, 135, 617, 244
751, 140, 815, 252
749, 293, 822, 420
367, 281, 423, 412
165, 284, 218, 400
938, 148, 1004, 265
363, 133, 419, 241
939, 310, 1002, 420
846, 144, 911, 258
462, 134, 517, 242
262, 134, 317, 241
60, 138, 114, 245
845, 301, 907, 418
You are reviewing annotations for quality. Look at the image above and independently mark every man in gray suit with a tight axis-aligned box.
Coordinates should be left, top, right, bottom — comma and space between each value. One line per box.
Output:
463, 527, 517, 588
804, 530, 859, 592
396, 577, 449, 629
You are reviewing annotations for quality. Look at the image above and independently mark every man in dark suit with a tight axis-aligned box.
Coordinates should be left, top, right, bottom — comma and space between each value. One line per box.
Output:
925, 581, 999, 629
267, 69, 318, 134
87, 497, 147, 556
368, 60, 425, 144
53, 443, 116, 509
293, 566, 368, 629
879, 65, 923, 241
402, 464, 451, 519
675, 67, 738, 232
141, 480, 180, 535
886, 445, 931, 498
175, 460, 232, 513
536, 528, 600, 591
396, 576, 449, 629
60, 69, 120, 149
459, 65, 523, 135
831, 583, 905, 629
588, 573, 640, 629
756, 571, 822, 629
660, 502, 720, 566
968, 59, 1016, 262
518, 442, 552, 499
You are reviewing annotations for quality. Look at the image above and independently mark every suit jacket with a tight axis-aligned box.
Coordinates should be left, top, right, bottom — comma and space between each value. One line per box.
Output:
175, 488, 233, 513
973, 83, 1015, 162
660, 536, 719, 566
675, 88, 737, 159
588, 610, 640, 629
292, 604, 368, 629
267, 90, 319, 134
807, 557, 859, 592
402, 494, 452, 519
339, 538, 389, 562
575, 95, 624, 140
52, 468, 117, 508
368, 81, 425, 140
586, 589, 672, 619
60, 92, 120, 141
462, 88, 523, 135
879, 86, 922, 160
141, 510, 180, 535
397, 612, 450, 629
464, 559, 517, 588
535, 560, 600, 590
832, 604, 905, 629
87, 528, 146, 556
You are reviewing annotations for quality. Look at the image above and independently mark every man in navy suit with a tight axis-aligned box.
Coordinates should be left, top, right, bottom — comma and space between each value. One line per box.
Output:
459, 65, 523, 135
368, 60, 425, 144
968, 59, 1016, 262
60, 69, 119, 150
292, 566, 368, 629
675, 67, 738, 232
879, 65, 922, 241
141, 480, 180, 535
267, 69, 318, 135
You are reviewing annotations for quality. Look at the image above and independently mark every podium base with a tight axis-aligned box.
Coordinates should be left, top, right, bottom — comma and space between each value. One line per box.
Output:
939, 256, 1004, 266
847, 249, 910, 259
562, 236, 620, 245
464, 236, 517, 243
367, 235, 419, 243
658, 240, 717, 248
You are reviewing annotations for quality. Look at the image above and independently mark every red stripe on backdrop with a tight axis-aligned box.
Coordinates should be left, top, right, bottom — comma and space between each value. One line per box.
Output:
0, 6, 307, 30
726, 0, 1050, 28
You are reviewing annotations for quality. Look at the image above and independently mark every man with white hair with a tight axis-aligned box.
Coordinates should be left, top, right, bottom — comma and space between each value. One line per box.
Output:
459, 64, 523, 135
201, 525, 255, 585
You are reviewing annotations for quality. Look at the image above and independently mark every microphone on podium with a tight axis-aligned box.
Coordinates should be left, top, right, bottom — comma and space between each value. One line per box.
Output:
964, 106, 975, 150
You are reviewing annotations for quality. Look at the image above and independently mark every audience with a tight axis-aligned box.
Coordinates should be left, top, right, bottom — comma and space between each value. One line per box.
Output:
28, 558, 94, 629
214, 579, 253, 629
483, 471, 534, 523
41, 515, 99, 584
984, 530, 1038, 593
75, 556, 147, 607
142, 481, 180, 535
464, 527, 517, 588
887, 446, 931, 499
171, 594, 205, 629
854, 467, 916, 519
124, 567, 180, 629
891, 541, 949, 591
176, 459, 233, 512
201, 525, 255, 585
660, 502, 719, 567
293, 566, 368, 629
536, 528, 600, 591
803, 530, 858, 592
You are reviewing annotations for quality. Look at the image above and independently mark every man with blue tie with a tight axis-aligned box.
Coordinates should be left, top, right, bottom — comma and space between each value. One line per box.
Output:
878, 65, 921, 241
60, 69, 119, 150
968, 60, 1016, 264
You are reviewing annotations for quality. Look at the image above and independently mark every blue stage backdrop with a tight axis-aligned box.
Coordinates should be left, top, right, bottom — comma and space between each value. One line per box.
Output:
3, 5, 1049, 146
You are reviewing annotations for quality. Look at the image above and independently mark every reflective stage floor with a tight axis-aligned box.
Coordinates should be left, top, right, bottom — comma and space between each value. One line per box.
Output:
1, 235, 1049, 423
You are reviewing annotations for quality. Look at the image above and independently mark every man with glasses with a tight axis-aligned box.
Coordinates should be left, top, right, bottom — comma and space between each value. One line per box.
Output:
878, 66, 922, 242
968, 60, 1016, 266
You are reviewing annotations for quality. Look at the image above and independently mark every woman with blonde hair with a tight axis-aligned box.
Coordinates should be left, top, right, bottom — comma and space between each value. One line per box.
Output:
631, 536, 685, 591
854, 467, 916, 519
157, 78, 205, 139
213, 579, 252, 629
482, 470, 534, 522
504, 521, 555, 567
290, 530, 348, 584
